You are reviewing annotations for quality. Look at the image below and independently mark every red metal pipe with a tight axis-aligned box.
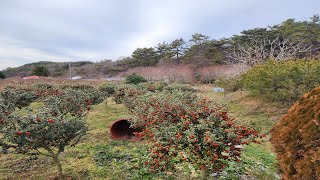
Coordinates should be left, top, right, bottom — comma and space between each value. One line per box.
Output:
110, 119, 142, 142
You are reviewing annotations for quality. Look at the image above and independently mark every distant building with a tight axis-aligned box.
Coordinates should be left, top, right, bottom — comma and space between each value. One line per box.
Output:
70, 76, 82, 80
213, 87, 225, 93
23, 75, 41, 80
101, 77, 125, 81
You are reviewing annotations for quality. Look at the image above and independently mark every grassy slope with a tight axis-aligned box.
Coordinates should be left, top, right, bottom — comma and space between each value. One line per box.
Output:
0, 85, 287, 179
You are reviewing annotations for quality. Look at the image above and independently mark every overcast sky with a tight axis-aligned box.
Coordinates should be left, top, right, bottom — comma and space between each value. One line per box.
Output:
0, 0, 319, 70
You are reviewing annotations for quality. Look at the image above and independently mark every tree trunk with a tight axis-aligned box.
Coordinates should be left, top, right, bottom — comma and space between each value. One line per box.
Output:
202, 166, 208, 180
104, 97, 108, 108
52, 155, 63, 180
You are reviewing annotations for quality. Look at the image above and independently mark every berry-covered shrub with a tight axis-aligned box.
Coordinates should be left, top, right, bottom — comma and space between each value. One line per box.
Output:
0, 107, 87, 179
59, 83, 94, 90
271, 87, 320, 180
163, 83, 196, 93
133, 82, 168, 93
1, 87, 36, 109
32, 83, 63, 98
113, 84, 144, 104
99, 82, 116, 95
135, 82, 157, 92
128, 91, 261, 177
153, 81, 168, 92
241, 60, 320, 104
33, 83, 54, 90
0, 86, 106, 179
45, 89, 105, 117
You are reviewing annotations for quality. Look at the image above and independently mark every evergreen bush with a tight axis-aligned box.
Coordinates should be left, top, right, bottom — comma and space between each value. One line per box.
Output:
241, 60, 320, 104
125, 73, 147, 85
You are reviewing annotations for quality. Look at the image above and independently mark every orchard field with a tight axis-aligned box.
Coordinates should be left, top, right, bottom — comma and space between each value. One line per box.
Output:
1, 1, 320, 178
0, 77, 311, 179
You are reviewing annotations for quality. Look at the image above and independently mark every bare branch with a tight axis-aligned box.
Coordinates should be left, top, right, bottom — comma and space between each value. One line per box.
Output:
227, 37, 313, 66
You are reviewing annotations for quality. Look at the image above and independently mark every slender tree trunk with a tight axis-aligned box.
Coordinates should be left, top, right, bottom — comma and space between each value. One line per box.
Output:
202, 166, 208, 180
42, 146, 63, 179
52, 154, 63, 180
104, 97, 108, 108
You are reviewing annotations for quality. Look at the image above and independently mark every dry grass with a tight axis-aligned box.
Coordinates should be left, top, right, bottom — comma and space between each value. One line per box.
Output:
198, 84, 287, 133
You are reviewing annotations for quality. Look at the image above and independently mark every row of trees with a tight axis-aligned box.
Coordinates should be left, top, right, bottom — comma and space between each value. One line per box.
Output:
1, 14, 319, 78
124, 33, 227, 67
120, 14, 320, 68
0, 71, 5, 79
96, 14, 320, 78
0, 65, 49, 79
32, 66, 50, 77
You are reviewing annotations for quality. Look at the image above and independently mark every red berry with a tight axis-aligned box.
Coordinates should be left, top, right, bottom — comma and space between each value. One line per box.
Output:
48, 119, 55, 123
16, 131, 23, 136
25, 131, 31, 136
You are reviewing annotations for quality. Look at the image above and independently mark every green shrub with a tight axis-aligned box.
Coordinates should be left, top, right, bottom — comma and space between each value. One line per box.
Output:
241, 60, 320, 104
134, 82, 168, 92
215, 77, 243, 92
45, 89, 105, 116
32, 83, 63, 99
164, 83, 196, 93
153, 81, 168, 91
59, 83, 94, 90
99, 82, 116, 95
0, 71, 5, 79
1, 88, 36, 109
113, 84, 142, 104
33, 83, 54, 90
134, 82, 155, 92
125, 73, 147, 85
32, 65, 50, 77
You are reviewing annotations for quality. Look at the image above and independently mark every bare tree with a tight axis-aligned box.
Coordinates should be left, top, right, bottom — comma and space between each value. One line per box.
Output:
227, 37, 313, 66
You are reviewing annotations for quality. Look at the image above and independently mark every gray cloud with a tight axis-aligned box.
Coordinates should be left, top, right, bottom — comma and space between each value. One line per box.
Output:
0, 0, 319, 70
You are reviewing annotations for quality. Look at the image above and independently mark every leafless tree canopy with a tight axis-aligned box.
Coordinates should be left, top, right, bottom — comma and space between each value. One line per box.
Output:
227, 37, 314, 66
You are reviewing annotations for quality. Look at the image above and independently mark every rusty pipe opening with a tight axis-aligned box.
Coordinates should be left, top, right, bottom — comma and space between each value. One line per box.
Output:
110, 119, 142, 142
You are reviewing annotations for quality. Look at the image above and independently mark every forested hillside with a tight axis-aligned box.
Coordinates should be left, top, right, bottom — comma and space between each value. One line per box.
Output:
2, 61, 93, 78
1, 14, 319, 79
